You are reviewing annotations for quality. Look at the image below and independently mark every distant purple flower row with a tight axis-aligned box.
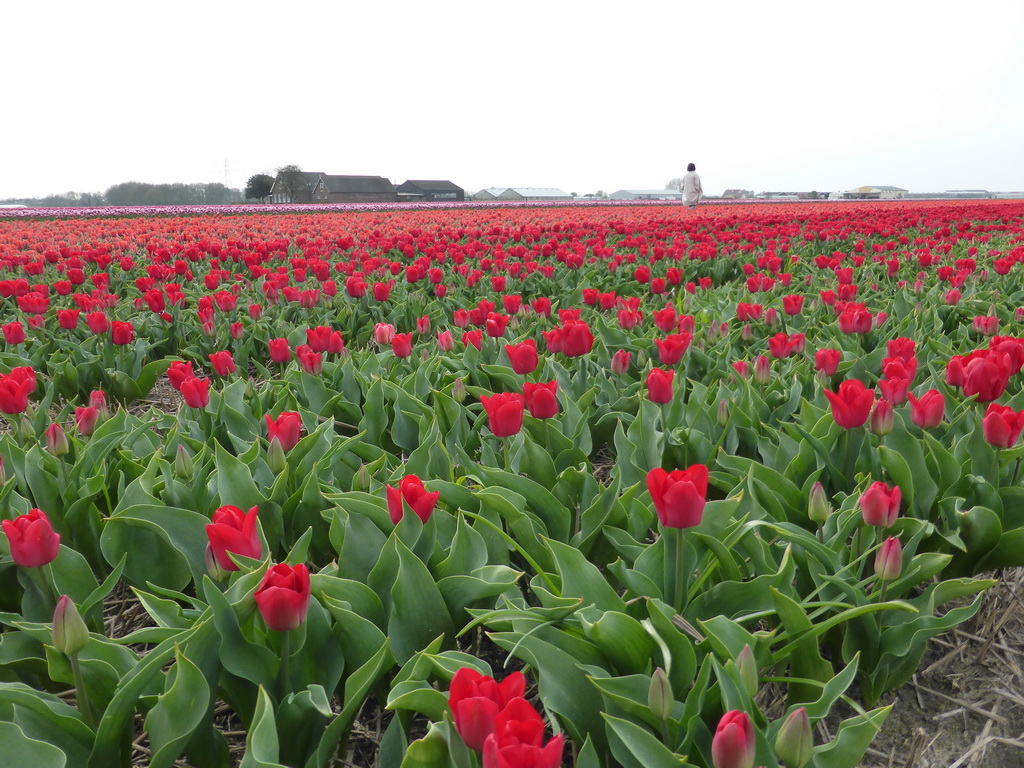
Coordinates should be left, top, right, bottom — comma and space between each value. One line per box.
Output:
0, 197, 830, 220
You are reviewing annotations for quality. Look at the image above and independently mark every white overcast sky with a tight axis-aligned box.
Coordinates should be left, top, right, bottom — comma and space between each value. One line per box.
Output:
3, 0, 1022, 199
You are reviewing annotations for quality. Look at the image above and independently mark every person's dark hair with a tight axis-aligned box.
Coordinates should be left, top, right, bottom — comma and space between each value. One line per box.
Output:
687, 163, 696, 172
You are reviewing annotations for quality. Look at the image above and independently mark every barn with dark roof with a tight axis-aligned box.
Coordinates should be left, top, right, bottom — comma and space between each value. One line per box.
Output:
270, 172, 397, 203
312, 175, 396, 203
396, 180, 465, 202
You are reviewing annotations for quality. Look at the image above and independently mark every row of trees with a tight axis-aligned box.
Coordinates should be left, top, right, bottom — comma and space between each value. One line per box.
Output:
2, 182, 244, 208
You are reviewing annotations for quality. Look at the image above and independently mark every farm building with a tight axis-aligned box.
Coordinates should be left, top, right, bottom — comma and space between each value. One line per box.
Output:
311, 175, 396, 204
496, 188, 573, 202
396, 180, 465, 202
844, 186, 908, 200
270, 172, 397, 204
609, 190, 685, 201
270, 171, 323, 203
473, 188, 506, 201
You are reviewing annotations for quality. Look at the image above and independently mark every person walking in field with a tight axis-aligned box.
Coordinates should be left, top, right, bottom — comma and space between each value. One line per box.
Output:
682, 163, 703, 209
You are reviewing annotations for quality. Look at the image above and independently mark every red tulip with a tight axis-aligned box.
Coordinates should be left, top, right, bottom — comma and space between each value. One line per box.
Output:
167, 360, 194, 391
0, 370, 35, 414
877, 376, 909, 405
712, 710, 755, 768
480, 393, 524, 437
783, 294, 804, 315
463, 330, 483, 350
618, 309, 642, 329
206, 505, 262, 571
180, 376, 211, 409
391, 333, 413, 358
208, 350, 236, 376
482, 697, 564, 768
646, 368, 675, 403
75, 406, 100, 436
907, 389, 944, 428
296, 345, 323, 375
646, 465, 708, 528
887, 337, 916, 362
437, 330, 454, 351
305, 325, 332, 352
560, 320, 594, 357
385, 475, 439, 526
523, 380, 559, 419
656, 333, 692, 365
837, 308, 872, 334
2, 508, 60, 567
653, 306, 677, 332
254, 563, 310, 631
860, 481, 901, 527
449, 668, 526, 752
486, 313, 510, 338
57, 309, 80, 330
732, 360, 750, 379
962, 352, 1012, 402
824, 379, 875, 429
2, 322, 25, 345
505, 340, 539, 375
110, 321, 134, 345
814, 349, 841, 377
266, 412, 302, 451
768, 332, 796, 359
982, 403, 1024, 449
269, 338, 292, 363
85, 312, 108, 334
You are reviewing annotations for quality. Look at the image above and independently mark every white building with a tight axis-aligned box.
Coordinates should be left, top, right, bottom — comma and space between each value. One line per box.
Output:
496, 188, 573, 202
844, 186, 908, 200
609, 189, 685, 201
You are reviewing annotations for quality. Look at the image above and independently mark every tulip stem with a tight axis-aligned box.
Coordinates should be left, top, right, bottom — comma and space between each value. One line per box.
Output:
664, 526, 686, 614
1012, 458, 1021, 487
69, 653, 96, 728
992, 448, 1002, 486
279, 630, 291, 700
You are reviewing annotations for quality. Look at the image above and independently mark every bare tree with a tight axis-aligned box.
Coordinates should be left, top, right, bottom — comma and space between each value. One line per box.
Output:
666, 177, 684, 192
274, 165, 310, 203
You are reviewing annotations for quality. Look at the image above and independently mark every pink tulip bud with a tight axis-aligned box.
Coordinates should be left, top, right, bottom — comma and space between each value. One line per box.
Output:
753, 355, 771, 385
45, 423, 69, 456
875, 536, 903, 581
870, 398, 894, 435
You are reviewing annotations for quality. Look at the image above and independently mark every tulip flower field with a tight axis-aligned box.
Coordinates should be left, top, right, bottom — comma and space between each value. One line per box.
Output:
1, 199, 1024, 767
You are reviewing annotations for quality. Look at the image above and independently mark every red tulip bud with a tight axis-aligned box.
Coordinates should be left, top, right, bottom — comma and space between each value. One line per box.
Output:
712, 710, 755, 768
